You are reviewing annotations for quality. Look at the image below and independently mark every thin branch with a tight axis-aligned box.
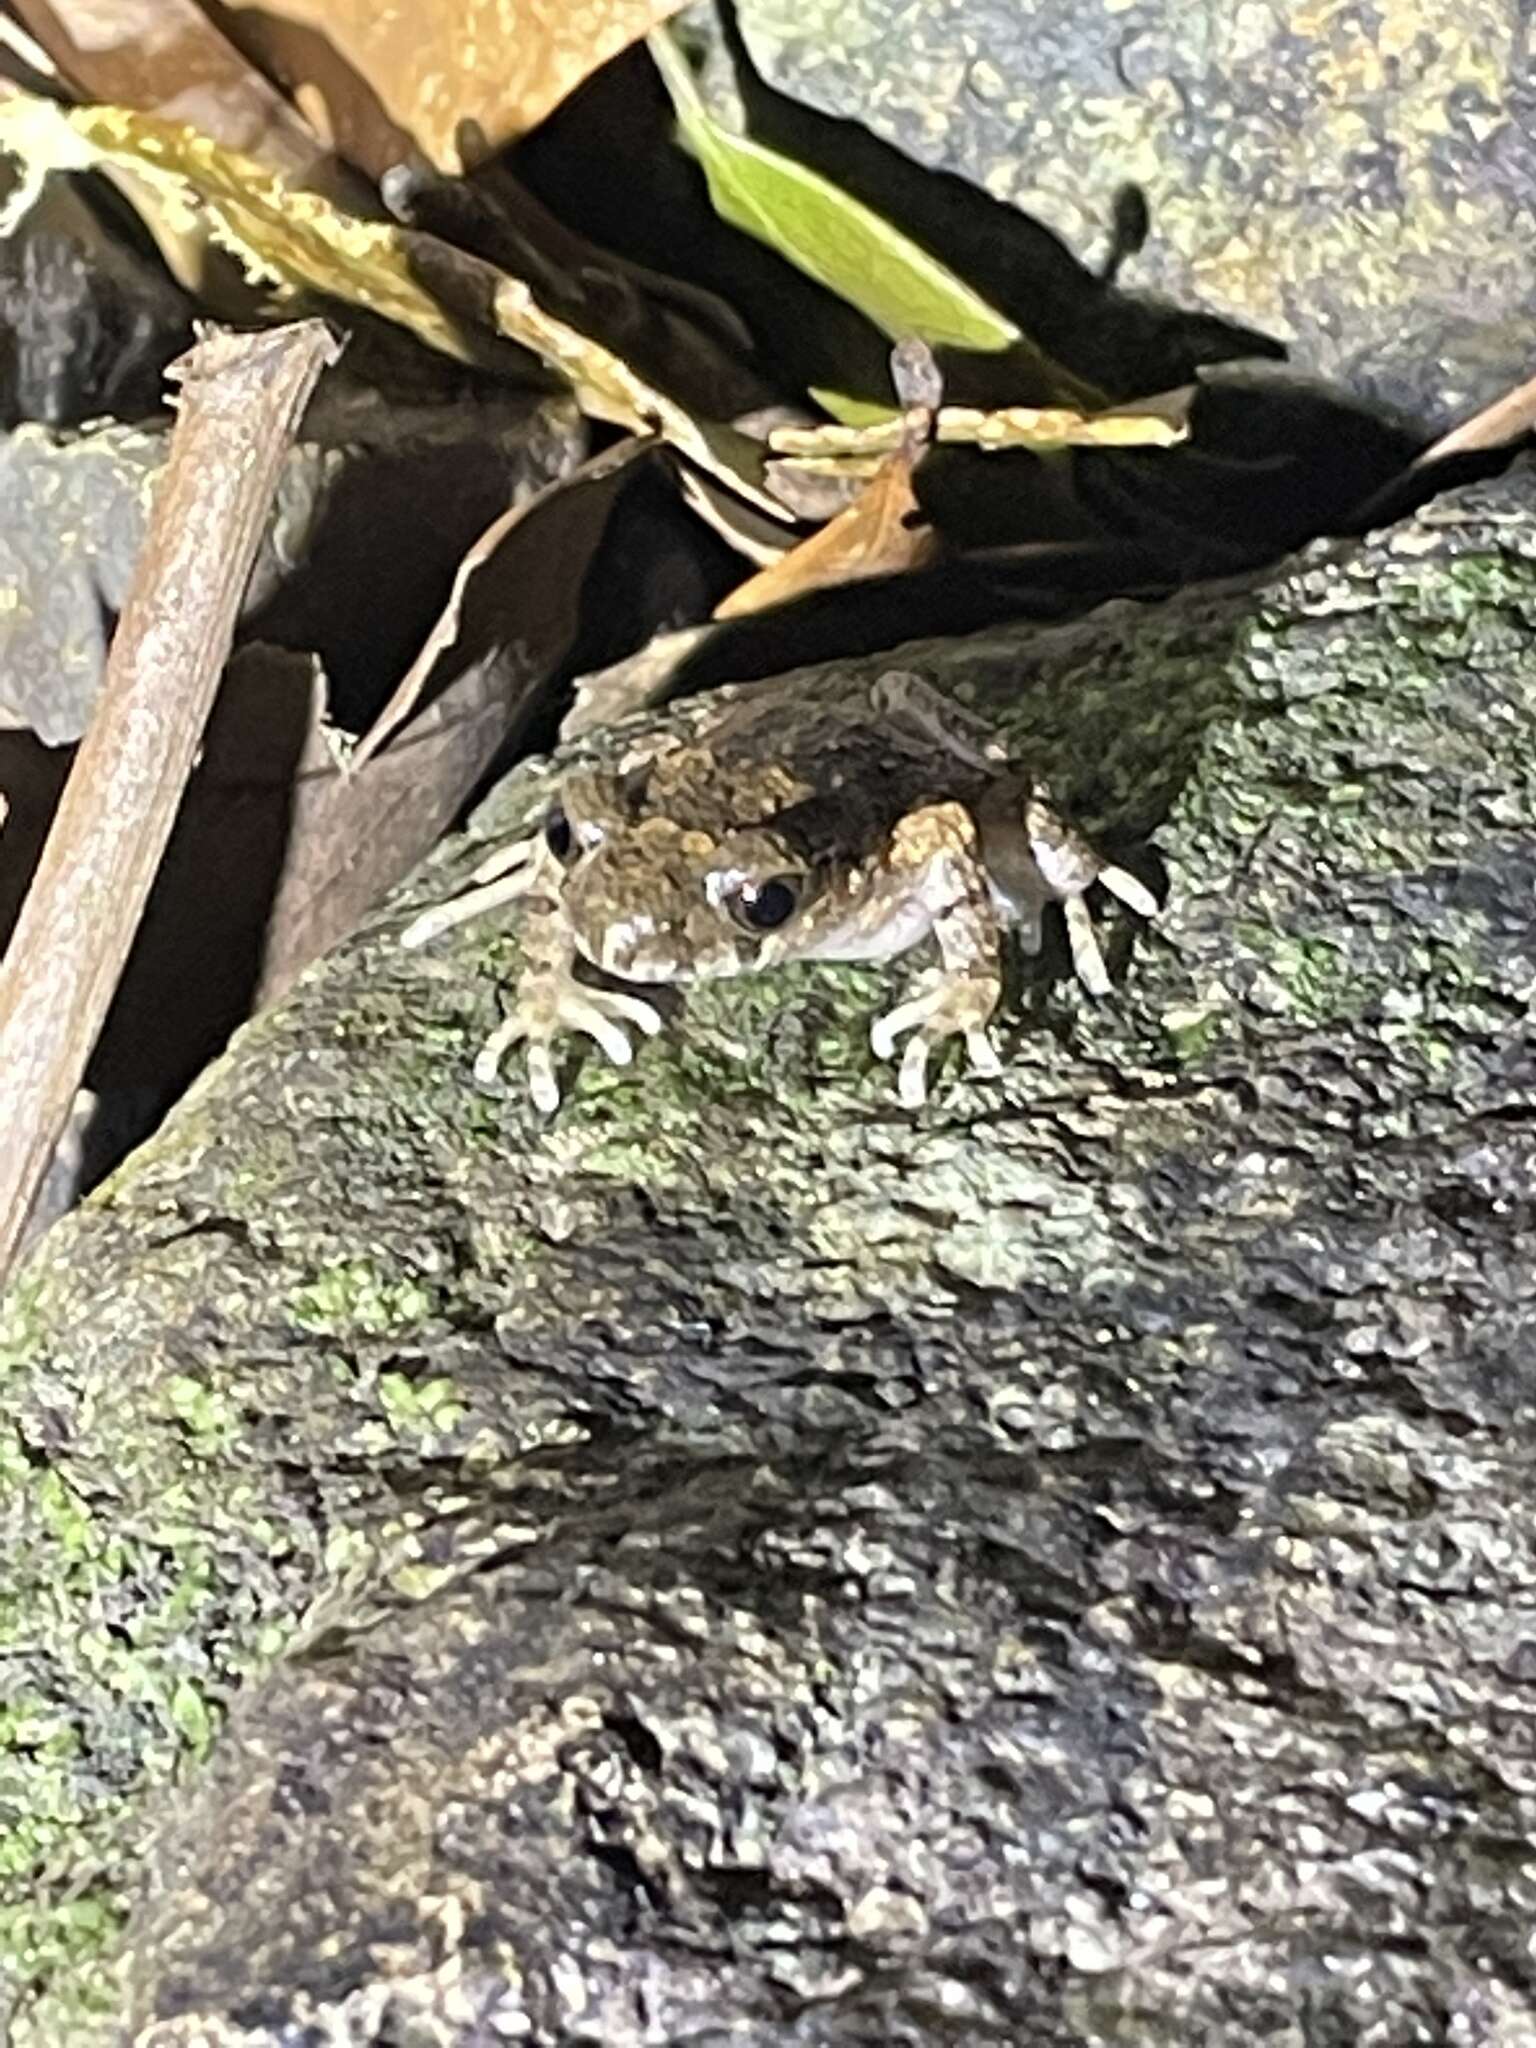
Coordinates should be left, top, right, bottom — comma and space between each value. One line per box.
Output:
0, 318, 341, 1285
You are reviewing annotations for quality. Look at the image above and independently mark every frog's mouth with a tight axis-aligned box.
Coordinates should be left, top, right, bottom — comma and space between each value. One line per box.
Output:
590, 917, 761, 986
585, 911, 682, 982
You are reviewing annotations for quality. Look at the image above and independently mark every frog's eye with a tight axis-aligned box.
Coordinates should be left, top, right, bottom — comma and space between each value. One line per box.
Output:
725, 875, 801, 932
543, 807, 574, 862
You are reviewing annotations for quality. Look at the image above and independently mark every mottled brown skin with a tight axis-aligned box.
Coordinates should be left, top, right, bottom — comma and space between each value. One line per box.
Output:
402, 672, 1156, 1110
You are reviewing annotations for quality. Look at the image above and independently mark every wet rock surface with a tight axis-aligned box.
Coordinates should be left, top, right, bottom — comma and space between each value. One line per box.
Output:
4, 464, 1536, 2043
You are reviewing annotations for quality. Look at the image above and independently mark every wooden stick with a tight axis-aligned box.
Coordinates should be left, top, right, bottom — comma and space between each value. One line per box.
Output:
0, 319, 341, 1284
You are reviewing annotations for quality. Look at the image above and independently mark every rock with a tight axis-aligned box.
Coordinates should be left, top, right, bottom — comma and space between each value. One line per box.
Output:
724, 0, 1536, 423
4, 462, 1536, 2043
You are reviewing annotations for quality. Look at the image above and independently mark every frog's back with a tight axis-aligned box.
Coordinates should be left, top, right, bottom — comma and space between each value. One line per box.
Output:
700, 676, 995, 860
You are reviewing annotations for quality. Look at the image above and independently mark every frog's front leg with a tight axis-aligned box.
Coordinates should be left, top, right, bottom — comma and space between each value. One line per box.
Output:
867, 801, 1005, 1108
402, 835, 662, 1114
472, 901, 663, 1113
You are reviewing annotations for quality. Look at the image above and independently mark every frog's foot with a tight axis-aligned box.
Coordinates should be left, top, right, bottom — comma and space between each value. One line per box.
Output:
473, 970, 663, 1114
399, 835, 542, 951
870, 969, 1003, 1109
1022, 794, 1159, 997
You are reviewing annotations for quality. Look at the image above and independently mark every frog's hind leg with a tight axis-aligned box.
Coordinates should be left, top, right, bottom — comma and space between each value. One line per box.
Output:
1018, 789, 1158, 995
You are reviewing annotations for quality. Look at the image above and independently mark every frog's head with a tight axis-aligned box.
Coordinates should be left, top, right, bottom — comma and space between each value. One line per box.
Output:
537, 767, 829, 983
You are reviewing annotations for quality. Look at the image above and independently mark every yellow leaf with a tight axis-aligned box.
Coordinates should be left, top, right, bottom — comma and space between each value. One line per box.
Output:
0, 85, 790, 518
769, 399, 1191, 470
0, 89, 477, 359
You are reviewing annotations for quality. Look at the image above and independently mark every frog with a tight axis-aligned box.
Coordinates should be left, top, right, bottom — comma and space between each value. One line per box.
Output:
400, 670, 1157, 1112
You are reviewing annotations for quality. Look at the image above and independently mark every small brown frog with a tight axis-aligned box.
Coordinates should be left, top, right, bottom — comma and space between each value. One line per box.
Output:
401, 672, 1156, 1111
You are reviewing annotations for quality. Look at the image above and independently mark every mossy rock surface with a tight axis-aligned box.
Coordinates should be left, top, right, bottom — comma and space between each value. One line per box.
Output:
4, 467, 1536, 2042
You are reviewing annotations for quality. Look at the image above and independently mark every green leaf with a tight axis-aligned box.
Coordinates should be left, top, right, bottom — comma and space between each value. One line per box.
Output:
648, 27, 1018, 354
808, 386, 900, 427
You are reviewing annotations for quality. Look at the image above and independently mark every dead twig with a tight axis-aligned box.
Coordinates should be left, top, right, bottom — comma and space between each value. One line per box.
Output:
0, 318, 341, 1285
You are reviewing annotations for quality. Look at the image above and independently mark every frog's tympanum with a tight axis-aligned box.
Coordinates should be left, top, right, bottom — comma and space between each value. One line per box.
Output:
402, 672, 1157, 1111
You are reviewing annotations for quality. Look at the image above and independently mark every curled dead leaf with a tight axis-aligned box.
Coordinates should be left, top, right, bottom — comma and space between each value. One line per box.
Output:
716, 368, 938, 617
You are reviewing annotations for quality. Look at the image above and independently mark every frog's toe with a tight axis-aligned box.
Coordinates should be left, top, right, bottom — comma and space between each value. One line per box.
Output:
524, 1043, 562, 1116
897, 1032, 934, 1109
870, 991, 922, 1064
964, 1027, 1003, 1078
473, 1010, 534, 1089
560, 987, 663, 1069
872, 974, 1003, 1104
1062, 895, 1111, 997
473, 979, 665, 1111
1098, 863, 1159, 919
589, 988, 665, 1040
401, 836, 541, 949
887, 1024, 999, 1106
468, 835, 541, 888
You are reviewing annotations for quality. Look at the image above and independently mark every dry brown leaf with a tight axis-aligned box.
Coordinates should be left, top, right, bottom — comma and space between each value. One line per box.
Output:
1413, 370, 1536, 465
674, 462, 797, 568
260, 440, 665, 991
0, 12, 61, 82
562, 623, 713, 741
715, 446, 934, 618
355, 436, 657, 768
716, 398, 937, 618
220, 0, 691, 178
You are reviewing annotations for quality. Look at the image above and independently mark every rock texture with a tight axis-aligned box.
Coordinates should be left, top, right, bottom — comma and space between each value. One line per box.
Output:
728, 0, 1536, 423
2, 460, 1535, 2042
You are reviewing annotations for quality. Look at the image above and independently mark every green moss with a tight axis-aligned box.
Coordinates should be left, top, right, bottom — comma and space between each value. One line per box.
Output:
1392, 549, 1536, 619
165, 1678, 215, 1759
34, 1471, 95, 1560
0, 1891, 124, 2017
1159, 1000, 1233, 1063
287, 1258, 441, 1337
0, 1426, 32, 1496
0, 1272, 53, 1379
162, 1374, 238, 1450
376, 1371, 467, 1435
